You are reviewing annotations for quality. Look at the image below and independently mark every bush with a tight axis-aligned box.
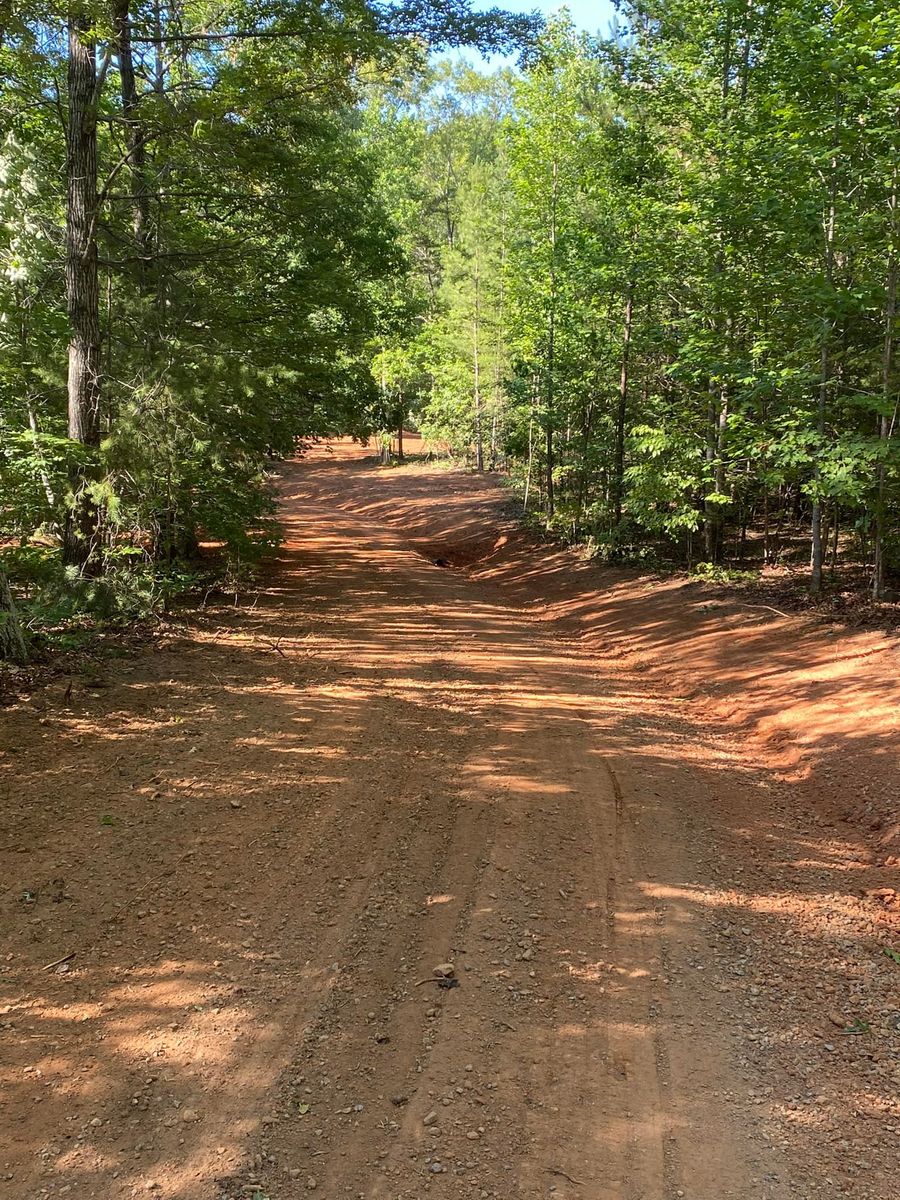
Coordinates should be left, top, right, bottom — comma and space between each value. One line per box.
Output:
691, 561, 759, 584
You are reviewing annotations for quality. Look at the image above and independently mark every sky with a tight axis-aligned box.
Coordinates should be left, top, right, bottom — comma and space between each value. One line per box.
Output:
450, 2, 620, 69
502, 1, 618, 34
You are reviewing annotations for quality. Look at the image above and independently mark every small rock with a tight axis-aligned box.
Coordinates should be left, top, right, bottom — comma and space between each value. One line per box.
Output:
306, 1177, 318, 1190
423, 1111, 438, 1126
230, 800, 242, 810
433, 963, 455, 978
429, 1162, 444, 1174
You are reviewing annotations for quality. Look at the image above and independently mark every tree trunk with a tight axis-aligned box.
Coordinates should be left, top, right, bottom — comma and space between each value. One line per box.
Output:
712, 383, 729, 562
523, 401, 535, 513
704, 18, 736, 566
703, 382, 725, 563
613, 283, 634, 533
576, 395, 594, 528
830, 503, 840, 573
114, 0, 152, 277
473, 248, 484, 472
545, 158, 558, 520
0, 568, 27, 663
544, 394, 554, 518
874, 154, 898, 600
63, 11, 102, 567
810, 335, 831, 595
762, 482, 771, 565
811, 146, 839, 596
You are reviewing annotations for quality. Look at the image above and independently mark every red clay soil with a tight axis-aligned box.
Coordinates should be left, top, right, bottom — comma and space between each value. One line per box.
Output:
1, 437, 898, 1200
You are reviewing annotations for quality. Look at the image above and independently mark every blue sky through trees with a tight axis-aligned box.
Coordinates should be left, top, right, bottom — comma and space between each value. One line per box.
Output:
449, 2, 618, 67
500, 1, 617, 32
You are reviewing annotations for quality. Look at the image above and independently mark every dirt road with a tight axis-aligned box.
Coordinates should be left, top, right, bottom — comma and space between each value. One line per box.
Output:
2, 444, 898, 1200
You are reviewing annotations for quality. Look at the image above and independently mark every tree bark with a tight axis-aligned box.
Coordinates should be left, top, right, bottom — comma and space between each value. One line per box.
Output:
702, 371, 729, 565
811, 146, 839, 596
473, 245, 484, 471
0, 568, 27, 663
810, 330, 832, 595
114, 0, 152, 276
544, 158, 559, 520
613, 283, 634, 533
704, 27, 736, 566
873, 154, 898, 600
63, 11, 102, 567
706, 382, 729, 563
523, 386, 536, 513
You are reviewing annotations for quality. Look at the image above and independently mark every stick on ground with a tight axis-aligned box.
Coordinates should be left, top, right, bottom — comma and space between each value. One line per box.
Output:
546, 1167, 584, 1186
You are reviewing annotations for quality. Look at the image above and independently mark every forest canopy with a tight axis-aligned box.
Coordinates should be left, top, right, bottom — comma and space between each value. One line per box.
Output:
2, 1, 899, 662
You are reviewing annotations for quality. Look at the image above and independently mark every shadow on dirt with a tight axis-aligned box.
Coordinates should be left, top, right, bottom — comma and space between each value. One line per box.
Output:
0, 449, 897, 1199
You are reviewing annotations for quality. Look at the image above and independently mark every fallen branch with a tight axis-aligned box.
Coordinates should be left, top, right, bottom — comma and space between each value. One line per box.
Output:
546, 1166, 583, 1186
739, 603, 792, 619
41, 951, 74, 972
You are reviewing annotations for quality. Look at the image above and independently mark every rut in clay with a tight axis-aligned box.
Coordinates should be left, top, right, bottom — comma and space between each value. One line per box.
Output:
1, 444, 898, 1200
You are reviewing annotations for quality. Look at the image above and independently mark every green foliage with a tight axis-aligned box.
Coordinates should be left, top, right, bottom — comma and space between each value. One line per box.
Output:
691, 562, 759, 585
4, 0, 899, 660
366, 3, 900, 591
1, 542, 208, 643
0, 1, 540, 653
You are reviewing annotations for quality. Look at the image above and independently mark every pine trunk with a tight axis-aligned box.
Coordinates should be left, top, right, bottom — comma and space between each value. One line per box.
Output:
473, 248, 484, 472
545, 159, 558, 520
811, 148, 839, 596
613, 284, 634, 532
0, 568, 27, 664
873, 156, 898, 600
63, 12, 102, 567
114, 0, 152, 276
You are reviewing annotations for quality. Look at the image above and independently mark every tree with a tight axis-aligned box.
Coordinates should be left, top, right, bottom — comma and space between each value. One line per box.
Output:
1, 0, 541, 659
